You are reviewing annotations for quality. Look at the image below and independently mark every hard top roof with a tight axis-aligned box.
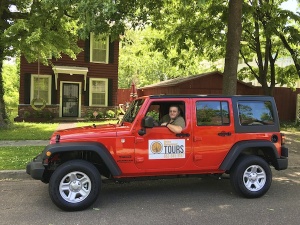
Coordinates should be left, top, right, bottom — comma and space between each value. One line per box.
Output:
146, 94, 274, 100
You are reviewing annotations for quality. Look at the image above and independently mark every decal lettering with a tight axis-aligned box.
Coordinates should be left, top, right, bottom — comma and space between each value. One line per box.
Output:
149, 139, 185, 159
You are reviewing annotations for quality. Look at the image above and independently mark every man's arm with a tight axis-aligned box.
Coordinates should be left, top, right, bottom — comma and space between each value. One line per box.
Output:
164, 117, 185, 134
166, 123, 183, 134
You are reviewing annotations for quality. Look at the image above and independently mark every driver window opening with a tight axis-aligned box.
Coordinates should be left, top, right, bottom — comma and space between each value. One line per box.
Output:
146, 101, 186, 126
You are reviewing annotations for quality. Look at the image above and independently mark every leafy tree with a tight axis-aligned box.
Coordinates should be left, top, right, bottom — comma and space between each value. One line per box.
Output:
238, 0, 300, 96
0, 0, 82, 127
137, 0, 243, 94
3, 60, 19, 108
3, 0, 295, 128
0, 0, 165, 126
119, 27, 206, 88
145, 0, 299, 96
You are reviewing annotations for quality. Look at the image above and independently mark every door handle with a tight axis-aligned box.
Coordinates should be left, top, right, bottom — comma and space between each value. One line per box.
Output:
176, 133, 190, 137
218, 131, 231, 137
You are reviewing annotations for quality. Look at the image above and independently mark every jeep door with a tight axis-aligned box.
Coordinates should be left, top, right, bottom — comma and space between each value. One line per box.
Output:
192, 98, 235, 171
134, 100, 192, 172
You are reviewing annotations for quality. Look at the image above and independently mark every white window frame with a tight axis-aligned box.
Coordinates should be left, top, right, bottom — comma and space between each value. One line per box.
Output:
90, 33, 109, 63
30, 74, 52, 105
89, 78, 108, 106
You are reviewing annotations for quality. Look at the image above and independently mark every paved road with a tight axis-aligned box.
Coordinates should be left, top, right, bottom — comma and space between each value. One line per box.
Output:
0, 168, 299, 225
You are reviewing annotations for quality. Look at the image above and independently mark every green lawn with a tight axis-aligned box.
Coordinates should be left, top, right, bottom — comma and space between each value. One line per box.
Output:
0, 120, 119, 141
0, 146, 44, 170
0, 122, 59, 140
0, 120, 293, 170
280, 122, 300, 133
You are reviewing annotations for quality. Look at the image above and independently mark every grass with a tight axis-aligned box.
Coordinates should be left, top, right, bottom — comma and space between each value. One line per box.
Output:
0, 122, 59, 140
280, 122, 300, 133
0, 146, 44, 170
0, 120, 118, 170
0, 120, 118, 141
0, 120, 294, 170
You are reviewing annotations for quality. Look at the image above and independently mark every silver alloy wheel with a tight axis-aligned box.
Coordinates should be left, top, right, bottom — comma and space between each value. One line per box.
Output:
59, 171, 92, 203
243, 165, 266, 192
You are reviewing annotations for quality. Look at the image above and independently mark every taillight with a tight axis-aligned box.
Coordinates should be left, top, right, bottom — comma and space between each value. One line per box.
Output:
281, 133, 285, 145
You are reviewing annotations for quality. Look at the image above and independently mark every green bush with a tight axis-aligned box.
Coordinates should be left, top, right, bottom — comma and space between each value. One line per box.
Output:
85, 110, 105, 119
23, 111, 31, 119
106, 110, 115, 118
85, 111, 94, 119
43, 110, 54, 119
33, 110, 44, 118
98, 111, 104, 118
146, 110, 159, 121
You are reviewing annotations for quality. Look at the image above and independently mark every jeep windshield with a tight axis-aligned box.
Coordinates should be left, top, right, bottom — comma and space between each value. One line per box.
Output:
121, 99, 145, 123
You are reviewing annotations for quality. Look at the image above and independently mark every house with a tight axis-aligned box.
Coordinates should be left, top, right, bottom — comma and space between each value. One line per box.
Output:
137, 71, 256, 96
16, 34, 119, 121
134, 71, 300, 122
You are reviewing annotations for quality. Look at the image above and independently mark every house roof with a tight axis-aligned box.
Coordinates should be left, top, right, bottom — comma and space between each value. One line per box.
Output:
140, 71, 254, 89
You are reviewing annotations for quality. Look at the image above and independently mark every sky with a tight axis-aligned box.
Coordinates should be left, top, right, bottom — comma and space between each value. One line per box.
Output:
281, 0, 299, 12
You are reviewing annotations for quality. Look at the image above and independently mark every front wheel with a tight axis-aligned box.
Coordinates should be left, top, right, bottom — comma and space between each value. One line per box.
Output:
230, 155, 272, 198
49, 160, 101, 211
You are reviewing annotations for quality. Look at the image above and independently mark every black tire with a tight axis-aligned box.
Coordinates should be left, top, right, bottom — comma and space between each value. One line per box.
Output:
49, 160, 101, 211
230, 155, 272, 198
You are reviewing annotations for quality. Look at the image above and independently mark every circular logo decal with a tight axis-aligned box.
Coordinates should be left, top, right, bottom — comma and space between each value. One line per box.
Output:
150, 141, 163, 154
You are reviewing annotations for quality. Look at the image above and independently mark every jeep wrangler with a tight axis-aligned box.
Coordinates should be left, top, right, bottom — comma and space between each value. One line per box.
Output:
27, 95, 288, 211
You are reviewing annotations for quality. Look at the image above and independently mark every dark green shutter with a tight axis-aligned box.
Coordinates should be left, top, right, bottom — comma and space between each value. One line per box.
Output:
109, 37, 114, 64
84, 78, 89, 106
24, 73, 31, 104
108, 78, 113, 106
85, 37, 90, 62
51, 74, 57, 104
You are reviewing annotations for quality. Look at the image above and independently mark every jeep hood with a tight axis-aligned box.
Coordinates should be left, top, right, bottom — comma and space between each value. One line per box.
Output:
50, 124, 120, 144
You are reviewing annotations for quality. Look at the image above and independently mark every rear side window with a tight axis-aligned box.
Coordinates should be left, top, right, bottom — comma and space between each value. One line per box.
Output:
196, 101, 230, 126
238, 101, 274, 126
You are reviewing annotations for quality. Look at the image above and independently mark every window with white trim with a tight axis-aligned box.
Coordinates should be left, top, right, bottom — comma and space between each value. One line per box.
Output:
89, 78, 108, 106
31, 75, 52, 104
90, 33, 109, 63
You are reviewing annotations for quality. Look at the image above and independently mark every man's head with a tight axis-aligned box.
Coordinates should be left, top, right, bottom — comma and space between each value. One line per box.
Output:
169, 105, 181, 120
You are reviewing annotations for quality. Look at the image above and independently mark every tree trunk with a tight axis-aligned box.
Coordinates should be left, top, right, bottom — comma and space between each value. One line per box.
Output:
0, 47, 8, 128
222, 0, 243, 95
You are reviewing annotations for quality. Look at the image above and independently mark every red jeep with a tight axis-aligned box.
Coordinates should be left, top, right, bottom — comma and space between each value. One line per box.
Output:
27, 95, 288, 211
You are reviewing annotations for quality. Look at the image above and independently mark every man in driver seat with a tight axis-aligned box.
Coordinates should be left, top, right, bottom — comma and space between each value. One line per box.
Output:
160, 105, 185, 134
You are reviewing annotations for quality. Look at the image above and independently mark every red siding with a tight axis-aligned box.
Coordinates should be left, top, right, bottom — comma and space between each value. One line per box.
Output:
129, 72, 297, 121
20, 40, 119, 106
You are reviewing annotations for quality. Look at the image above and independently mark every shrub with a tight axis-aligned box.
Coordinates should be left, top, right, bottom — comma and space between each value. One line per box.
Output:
97, 111, 104, 118
85, 111, 94, 119
85, 110, 106, 119
106, 110, 115, 118
23, 111, 31, 119
33, 110, 44, 118
146, 110, 159, 121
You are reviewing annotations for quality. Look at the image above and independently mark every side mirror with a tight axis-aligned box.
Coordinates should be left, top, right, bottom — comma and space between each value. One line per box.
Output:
138, 116, 154, 136
141, 116, 154, 128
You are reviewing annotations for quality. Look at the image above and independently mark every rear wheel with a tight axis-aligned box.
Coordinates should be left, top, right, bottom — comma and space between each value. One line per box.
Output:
49, 160, 101, 211
230, 155, 272, 198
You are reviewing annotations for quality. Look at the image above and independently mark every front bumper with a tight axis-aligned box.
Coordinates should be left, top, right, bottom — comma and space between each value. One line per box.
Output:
26, 154, 45, 180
